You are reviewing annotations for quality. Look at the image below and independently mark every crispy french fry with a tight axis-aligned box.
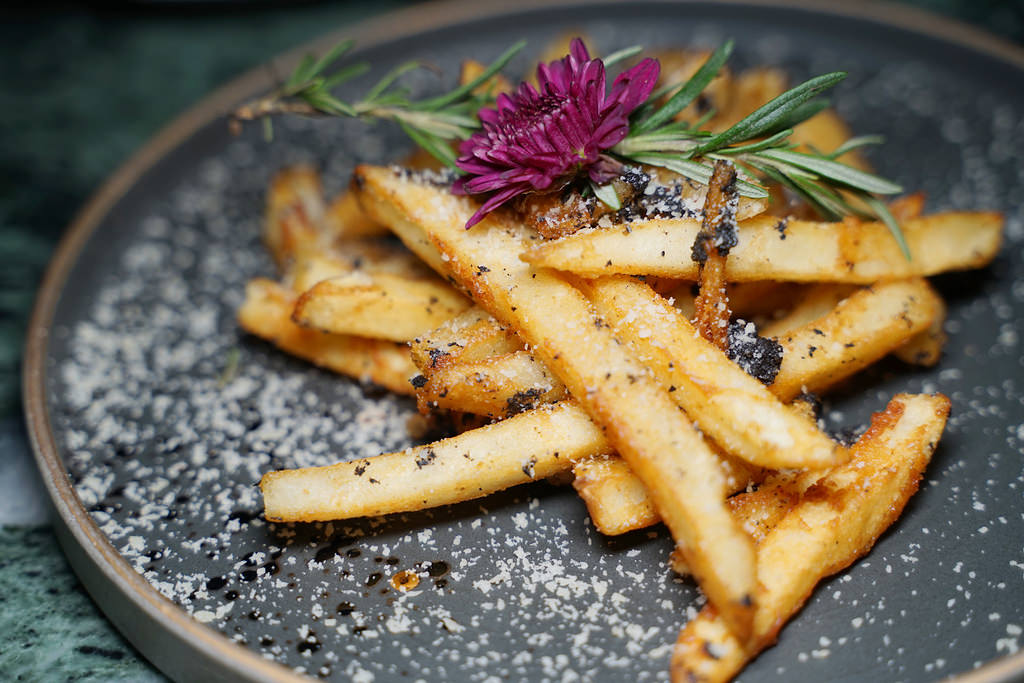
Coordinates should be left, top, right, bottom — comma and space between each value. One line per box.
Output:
356, 164, 758, 640
324, 145, 446, 242
691, 160, 738, 350
323, 189, 389, 240
771, 278, 943, 400
585, 276, 844, 470
261, 400, 611, 522
721, 281, 808, 321
265, 166, 327, 268
409, 307, 521, 371
572, 456, 658, 536
521, 212, 1003, 282
416, 279, 937, 417
757, 284, 858, 339
238, 278, 416, 395
893, 294, 947, 366
293, 270, 471, 342
415, 350, 566, 418
417, 278, 942, 534
288, 239, 439, 294
670, 392, 949, 682
575, 451, 763, 538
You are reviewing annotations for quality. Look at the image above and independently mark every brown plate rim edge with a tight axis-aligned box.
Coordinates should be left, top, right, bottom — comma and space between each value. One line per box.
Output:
20, 1, 1024, 681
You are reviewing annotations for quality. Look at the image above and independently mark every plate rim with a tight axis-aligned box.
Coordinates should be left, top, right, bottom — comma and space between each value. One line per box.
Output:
21, 1, 1024, 681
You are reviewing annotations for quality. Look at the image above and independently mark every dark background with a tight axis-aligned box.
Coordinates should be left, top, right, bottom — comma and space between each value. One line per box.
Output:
0, 1, 1021, 680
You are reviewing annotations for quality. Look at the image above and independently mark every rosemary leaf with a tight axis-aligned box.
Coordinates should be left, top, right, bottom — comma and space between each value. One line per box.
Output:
757, 149, 902, 194
711, 129, 793, 156
416, 40, 526, 111
363, 60, 421, 102
634, 40, 733, 134
603, 45, 644, 68
308, 39, 356, 81
863, 195, 912, 260
828, 134, 885, 159
759, 98, 830, 136
690, 71, 846, 155
397, 121, 459, 169
321, 62, 372, 90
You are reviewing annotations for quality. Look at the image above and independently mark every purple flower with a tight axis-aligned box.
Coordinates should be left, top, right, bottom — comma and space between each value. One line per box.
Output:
454, 38, 660, 227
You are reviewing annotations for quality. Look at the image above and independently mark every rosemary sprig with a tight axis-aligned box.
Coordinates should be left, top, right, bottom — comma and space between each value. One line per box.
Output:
232, 39, 526, 167
235, 37, 910, 258
613, 42, 908, 258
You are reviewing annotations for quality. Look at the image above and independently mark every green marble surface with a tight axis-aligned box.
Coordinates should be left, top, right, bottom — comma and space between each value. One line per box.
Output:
1, 1, 1020, 681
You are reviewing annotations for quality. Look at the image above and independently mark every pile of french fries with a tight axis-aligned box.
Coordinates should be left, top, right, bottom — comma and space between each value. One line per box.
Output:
240, 50, 1003, 681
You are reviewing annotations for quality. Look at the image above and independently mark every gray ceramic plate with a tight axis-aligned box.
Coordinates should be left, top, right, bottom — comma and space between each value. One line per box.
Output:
24, 1, 1024, 681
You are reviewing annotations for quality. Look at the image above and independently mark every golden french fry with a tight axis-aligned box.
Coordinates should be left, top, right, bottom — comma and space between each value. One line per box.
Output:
521, 211, 1003, 282
575, 450, 763, 537
264, 166, 327, 268
409, 307, 521, 371
771, 278, 944, 401
323, 189, 389, 240
670, 392, 950, 683
293, 270, 471, 342
355, 164, 758, 640
722, 281, 808, 321
238, 278, 417, 395
893, 294, 947, 366
572, 456, 658, 536
757, 284, 858, 339
261, 400, 611, 522
415, 350, 566, 418
584, 276, 845, 471
393, 276, 940, 535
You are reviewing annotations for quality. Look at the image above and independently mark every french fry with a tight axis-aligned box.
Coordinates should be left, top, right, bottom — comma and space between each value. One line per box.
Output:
413, 279, 938, 417
261, 400, 611, 522
409, 307, 521, 371
691, 160, 738, 350
893, 294, 947, 366
757, 284, 858, 339
323, 189, 389, 240
323, 145, 445, 241
574, 451, 763, 537
293, 270, 472, 342
771, 278, 944, 400
572, 456, 658, 536
415, 350, 566, 418
720, 281, 808, 321
238, 278, 417, 395
412, 277, 942, 534
670, 392, 950, 682
521, 211, 1003, 282
265, 166, 327, 268
584, 276, 845, 470
356, 164, 758, 640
